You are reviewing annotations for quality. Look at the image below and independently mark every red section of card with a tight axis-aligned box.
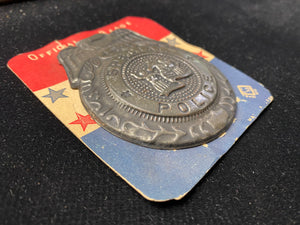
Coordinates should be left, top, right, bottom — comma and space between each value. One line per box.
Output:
7, 17, 170, 92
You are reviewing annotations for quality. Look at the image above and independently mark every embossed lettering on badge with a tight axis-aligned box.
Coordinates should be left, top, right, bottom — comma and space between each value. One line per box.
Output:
58, 29, 236, 149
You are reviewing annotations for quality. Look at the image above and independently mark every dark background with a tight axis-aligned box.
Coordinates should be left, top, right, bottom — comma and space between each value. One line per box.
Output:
1, 0, 299, 224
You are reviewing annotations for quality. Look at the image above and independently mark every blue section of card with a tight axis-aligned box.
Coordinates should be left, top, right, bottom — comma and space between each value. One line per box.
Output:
81, 57, 273, 201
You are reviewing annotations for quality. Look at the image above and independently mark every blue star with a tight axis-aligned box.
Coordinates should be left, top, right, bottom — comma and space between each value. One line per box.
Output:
42, 88, 68, 103
166, 38, 180, 46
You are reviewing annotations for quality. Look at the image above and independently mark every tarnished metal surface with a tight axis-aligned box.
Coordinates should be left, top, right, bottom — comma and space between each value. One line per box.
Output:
58, 29, 236, 149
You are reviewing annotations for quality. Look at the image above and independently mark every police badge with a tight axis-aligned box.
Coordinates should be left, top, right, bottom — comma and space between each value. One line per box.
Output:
58, 29, 236, 149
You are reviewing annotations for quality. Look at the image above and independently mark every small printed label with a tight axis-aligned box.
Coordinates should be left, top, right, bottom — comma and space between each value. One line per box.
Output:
237, 85, 258, 98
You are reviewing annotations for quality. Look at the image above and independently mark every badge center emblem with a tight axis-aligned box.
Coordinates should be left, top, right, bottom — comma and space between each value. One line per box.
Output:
106, 53, 218, 117
126, 54, 192, 97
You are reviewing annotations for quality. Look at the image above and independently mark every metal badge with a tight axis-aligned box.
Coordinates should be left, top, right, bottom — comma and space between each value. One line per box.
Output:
58, 29, 236, 149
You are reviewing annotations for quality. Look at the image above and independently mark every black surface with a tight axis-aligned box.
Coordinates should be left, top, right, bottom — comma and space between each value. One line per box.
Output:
1, 0, 299, 224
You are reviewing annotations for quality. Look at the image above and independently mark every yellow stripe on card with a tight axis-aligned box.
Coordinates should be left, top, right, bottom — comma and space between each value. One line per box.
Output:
160, 33, 214, 62
34, 80, 100, 138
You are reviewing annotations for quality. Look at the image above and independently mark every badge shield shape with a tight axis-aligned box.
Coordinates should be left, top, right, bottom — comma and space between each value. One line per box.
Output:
58, 29, 236, 149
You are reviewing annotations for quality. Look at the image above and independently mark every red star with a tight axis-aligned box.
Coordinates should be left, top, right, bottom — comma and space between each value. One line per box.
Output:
70, 113, 97, 131
197, 51, 208, 59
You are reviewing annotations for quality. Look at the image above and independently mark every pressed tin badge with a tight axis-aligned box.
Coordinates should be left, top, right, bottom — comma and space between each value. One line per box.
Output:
58, 29, 236, 149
